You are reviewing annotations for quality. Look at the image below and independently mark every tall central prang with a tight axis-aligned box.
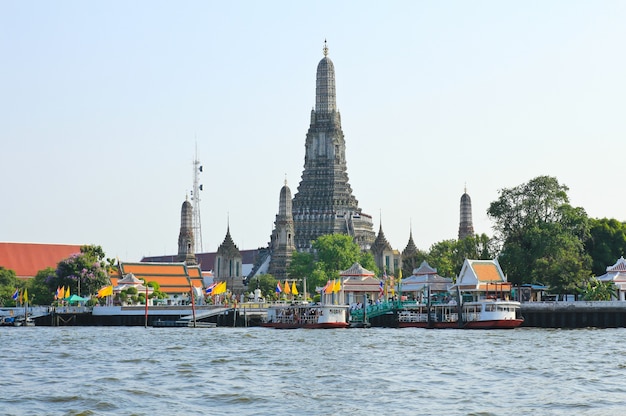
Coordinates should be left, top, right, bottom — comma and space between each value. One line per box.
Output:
292, 41, 375, 251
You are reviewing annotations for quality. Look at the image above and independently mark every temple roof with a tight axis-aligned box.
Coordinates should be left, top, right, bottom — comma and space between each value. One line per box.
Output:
0, 242, 83, 278
371, 223, 392, 253
217, 226, 241, 258
340, 262, 375, 277
402, 230, 419, 257
343, 275, 381, 292
119, 262, 203, 294
413, 260, 438, 276
454, 259, 509, 291
607, 256, 626, 272
597, 256, 626, 284
403, 261, 451, 292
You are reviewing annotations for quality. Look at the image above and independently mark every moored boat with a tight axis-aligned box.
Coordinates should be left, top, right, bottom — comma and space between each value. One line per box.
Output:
397, 299, 523, 329
12, 316, 36, 327
261, 303, 349, 329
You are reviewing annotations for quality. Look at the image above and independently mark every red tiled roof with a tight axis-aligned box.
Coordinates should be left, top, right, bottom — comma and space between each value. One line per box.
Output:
0, 242, 83, 278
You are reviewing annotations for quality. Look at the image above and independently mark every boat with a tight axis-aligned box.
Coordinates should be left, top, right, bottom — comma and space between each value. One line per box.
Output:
261, 302, 349, 329
0, 316, 16, 326
12, 316, 35, 327
397, 298, 523, 329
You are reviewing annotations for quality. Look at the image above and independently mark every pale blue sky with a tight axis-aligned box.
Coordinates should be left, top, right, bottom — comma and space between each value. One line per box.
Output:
2, 1, 625, 262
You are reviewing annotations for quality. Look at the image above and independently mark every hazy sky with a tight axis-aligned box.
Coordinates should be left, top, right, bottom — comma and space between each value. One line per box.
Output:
2, 1, 625, 262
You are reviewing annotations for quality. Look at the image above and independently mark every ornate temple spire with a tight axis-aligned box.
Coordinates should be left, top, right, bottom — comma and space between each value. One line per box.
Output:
177, 197, 197, 265
458, 186, 475, 240
315, 40, 336, 114
292, 42, 374, 251
268, 180, 296, 279
214, 223, 244, 292
371, 221, 392, 253
403, 228, 419, 258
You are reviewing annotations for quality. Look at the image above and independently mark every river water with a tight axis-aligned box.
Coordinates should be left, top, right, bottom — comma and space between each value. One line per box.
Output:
1, 327, 625, 415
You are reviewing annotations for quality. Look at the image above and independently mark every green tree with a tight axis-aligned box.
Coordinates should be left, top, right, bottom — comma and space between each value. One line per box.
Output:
585, 218, 626, 276
247, 274, 278, 299
487, 176, 591, 292
580, 277, 617, 301
28, 267, 56, 305
147, 281, 167, 300
313, 234, 362, 276
287, 234, 379, 293
400, 249, 428, 278
0, 267, 20, 306
49, 245, 110, 297
426, 240, 459, 278
426, 234, 497, 279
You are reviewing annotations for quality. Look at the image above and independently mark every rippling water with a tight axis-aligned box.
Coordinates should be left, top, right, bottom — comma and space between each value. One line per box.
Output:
1, 327, 625, 415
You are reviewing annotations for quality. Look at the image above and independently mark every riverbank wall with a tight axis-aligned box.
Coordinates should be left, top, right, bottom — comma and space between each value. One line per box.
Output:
520, 301, 626, 328
22, 301, 626, 328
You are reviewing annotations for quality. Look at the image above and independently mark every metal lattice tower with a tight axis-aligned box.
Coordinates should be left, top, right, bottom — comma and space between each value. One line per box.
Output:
191, 145, 204, 253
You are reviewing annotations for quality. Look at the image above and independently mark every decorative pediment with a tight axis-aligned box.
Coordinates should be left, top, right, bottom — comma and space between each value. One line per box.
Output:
340, 262, 375, 277
607, 256, 626, 272
413, 260, 438, 276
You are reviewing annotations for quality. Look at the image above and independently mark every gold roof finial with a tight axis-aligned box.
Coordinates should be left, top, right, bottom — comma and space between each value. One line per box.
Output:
323, 39, 328, 57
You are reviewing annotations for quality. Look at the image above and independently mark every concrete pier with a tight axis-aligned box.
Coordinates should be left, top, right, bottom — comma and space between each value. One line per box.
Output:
521, 301, 626, 328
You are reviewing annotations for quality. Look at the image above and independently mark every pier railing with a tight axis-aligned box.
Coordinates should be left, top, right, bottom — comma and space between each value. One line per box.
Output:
350, 300, 406, 322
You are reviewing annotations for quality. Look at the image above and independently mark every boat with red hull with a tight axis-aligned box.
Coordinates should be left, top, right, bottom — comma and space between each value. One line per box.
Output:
397, 299, 524, 329
261, 303, 349, 329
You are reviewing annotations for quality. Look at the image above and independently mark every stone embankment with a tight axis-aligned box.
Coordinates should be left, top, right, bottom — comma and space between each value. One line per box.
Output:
521, 301, 626, 328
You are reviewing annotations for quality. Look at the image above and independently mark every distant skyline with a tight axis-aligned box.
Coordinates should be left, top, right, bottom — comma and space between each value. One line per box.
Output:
2, 1, 625, 262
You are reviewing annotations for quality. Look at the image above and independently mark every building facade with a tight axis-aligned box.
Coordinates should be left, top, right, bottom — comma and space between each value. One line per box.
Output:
214, 226, 245, 293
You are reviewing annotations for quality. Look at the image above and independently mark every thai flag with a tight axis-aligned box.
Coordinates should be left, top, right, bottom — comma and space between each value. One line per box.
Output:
12, 288, 19, 300
379, 281, 384, 298
205, 283, 217, 295
275, 282, 282, 293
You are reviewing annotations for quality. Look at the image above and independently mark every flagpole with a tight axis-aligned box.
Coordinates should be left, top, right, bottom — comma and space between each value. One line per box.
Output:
144, 284, 149, 328
188, 278, 197, 328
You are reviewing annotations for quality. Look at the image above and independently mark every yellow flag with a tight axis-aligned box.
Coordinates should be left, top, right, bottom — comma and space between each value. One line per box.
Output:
65, 286, 70, 299
291, 281, 298, 295
60, 286, 65, 299
324, 280, 333, 294
23, 288, 28, 303
213, 281, 226, 295
97, 285, 113, 298
284, 280, 291, 294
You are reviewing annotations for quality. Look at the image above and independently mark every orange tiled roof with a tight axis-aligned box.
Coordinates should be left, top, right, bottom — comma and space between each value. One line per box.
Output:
472, 263, 503, 282
187, 267, 201, 278
0, 242, 83, 278
120, 263, 187, 275
118, 262, 203, 294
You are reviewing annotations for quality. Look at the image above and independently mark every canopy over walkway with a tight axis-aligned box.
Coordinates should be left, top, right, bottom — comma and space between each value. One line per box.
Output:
349, 301, 404, 322
179, 307, 232, 321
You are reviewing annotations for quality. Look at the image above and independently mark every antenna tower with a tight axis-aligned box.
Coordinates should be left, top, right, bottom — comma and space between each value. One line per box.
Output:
191, 145, 203, 253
